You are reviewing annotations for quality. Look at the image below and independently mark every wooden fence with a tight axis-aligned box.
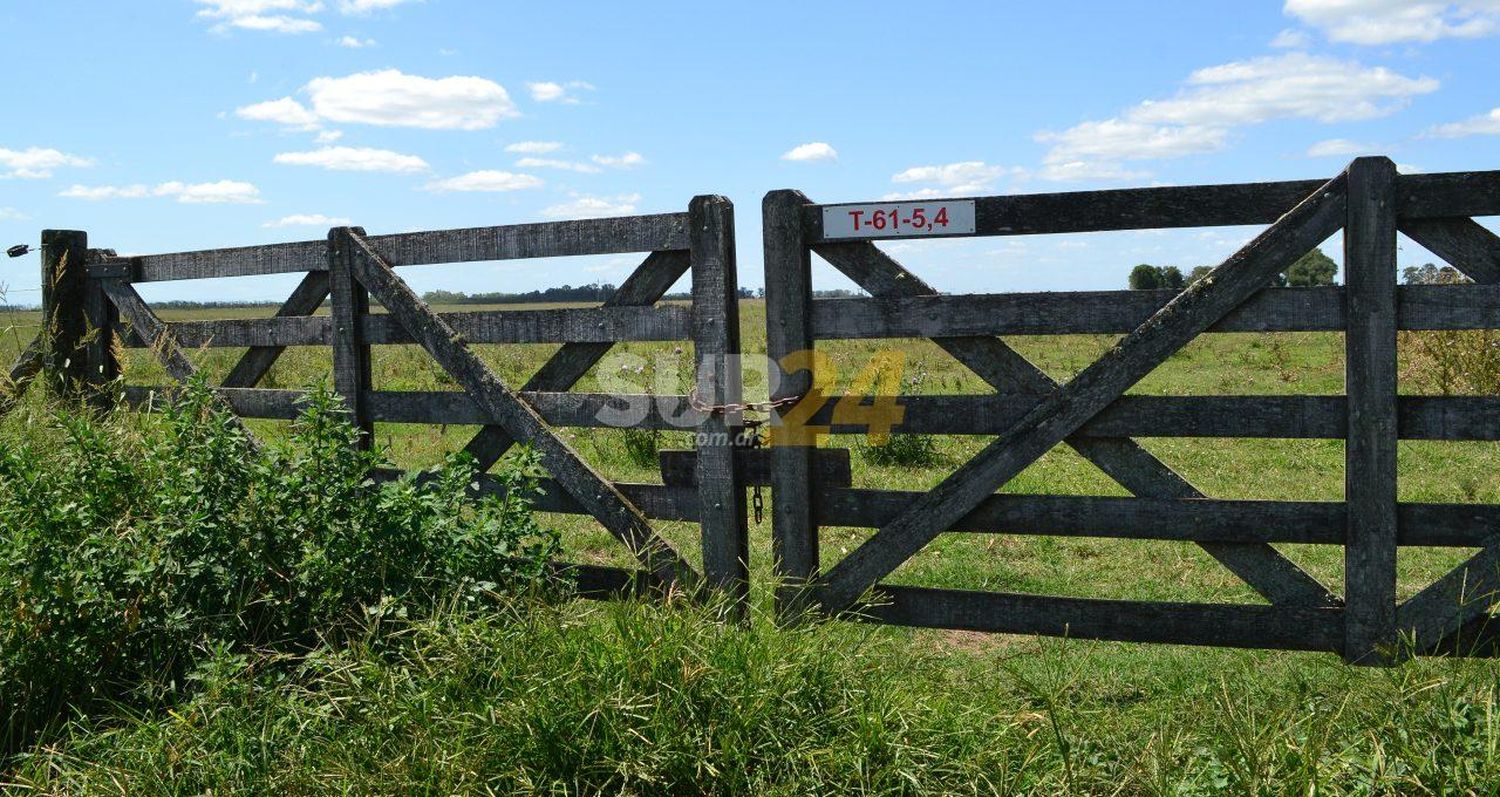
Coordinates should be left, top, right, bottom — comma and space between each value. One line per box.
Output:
16, 196, 749, 605
12, 159, 1500, 661
763, 157, 1500, 663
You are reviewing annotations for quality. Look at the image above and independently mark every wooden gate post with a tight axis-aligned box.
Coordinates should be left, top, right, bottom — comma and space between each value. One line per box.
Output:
40, 230, 90, 395
689, 195, 749, 607
329, 226, 374, 448
763, 190, 818, 617
1344, 156, 1400, 664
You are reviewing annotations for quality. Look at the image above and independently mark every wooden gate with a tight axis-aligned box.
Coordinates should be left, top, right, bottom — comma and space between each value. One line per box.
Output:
22, 196, 748, 605
763, 157, 1500, 662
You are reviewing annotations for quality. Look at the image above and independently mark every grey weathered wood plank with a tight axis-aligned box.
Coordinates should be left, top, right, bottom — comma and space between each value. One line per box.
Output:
119, 385, 704, 428
1397, 541, 1500, 654
129, 304, 691, 348
99, 278, 260, 447
816, 173, 1348, 613
1398, 171, 1500, 220
860, 585, 1344, 652
688, 195, 749, 600
815, 488, 1500, 548
41, 231, 90, 392
329, 228, 373, 448
1400, 217, 1500, 285
809, 284, 1500, 338
344, 229, 697, 587
659, 447, 852, 488
807, 179, 1330, 242
368, 467, 700, 522
222, 271, 329, 388
805, 394, 1500, 440
1344, 157, 1399, 665
0, 335, 43, 413
118, 213, 691, 282
461, 249, 693, 471
82, 251, 119, 403
815, 238, 1337, 608
764, 189, 821, 609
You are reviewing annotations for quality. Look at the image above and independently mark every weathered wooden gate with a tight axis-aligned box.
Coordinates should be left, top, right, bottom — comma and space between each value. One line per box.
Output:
764, 158, 1500, 662
21, 196, 748, 604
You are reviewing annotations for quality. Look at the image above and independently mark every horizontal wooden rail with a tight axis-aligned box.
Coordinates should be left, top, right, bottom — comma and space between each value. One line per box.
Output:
858, 585, 1344, 651
117, 304, 691, 347
810, 283, 1500, 338
814, 488, 1500, 547
805, 394, 1500, 440
803, 170, 1499, 243
119, 387, 1500, 440
369, 466, 699, 521
92, 213, 692, 282
121, 386, 705, 429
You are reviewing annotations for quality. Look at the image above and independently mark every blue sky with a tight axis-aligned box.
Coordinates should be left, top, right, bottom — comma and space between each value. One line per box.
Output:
1, 0, 1497, 305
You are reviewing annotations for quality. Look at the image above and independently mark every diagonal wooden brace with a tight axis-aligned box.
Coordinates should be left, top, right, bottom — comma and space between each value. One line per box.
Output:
0, 334, 44, 414
1399, 217, 1500, 285
340, 229, 697, 588
98, 278, 262, 448
815, 243, 1339, 608
222, 271, 330, 388
461, 249, 691, 471
816, 173, 1349, 613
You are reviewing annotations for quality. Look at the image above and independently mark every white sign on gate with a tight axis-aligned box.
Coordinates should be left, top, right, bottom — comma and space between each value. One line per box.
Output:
820, 200, 977, 240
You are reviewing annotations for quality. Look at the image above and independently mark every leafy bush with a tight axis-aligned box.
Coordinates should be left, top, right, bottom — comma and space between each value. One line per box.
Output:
0, 380, 558, 757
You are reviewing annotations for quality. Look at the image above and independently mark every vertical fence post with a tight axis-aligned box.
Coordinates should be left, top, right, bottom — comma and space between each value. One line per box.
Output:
763, 190, 818, 618
40, 230, 90, 396
329, 226, 374, 448
81, 253, 119, 406
689, 195, 749, 609
1344, 156, 1399, 664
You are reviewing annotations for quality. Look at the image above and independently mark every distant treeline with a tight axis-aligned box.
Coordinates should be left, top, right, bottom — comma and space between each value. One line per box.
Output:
1127, 248, 1340, 290
420, 284, 859, 304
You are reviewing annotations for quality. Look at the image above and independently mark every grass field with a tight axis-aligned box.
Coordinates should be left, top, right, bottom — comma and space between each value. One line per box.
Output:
4, 297, 1500, 793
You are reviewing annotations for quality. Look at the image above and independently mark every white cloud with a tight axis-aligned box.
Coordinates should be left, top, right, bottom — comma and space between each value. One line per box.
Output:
1036, 160, 1151, 182
315, 129, 344, 143
781, 142, 838, 162
590, 152, 645, 168
505, 140, 563, 154
0, 147, 93, 179
1270, 27, 1313, 47
526, 80, 595, 104
542, 193, 640, 218
1425, 106, 1500, 137
263, 213, 352, 227
272, 146, 430, 172
0, 207, 30, 221
304, 69, 518, 129
234, 97, 322, 130
1034, 53, 1436, 180
338, 0, 419, 13
59, 185, 151, 201
1306, 138, 1377, 156
61, 180, 264, 204
160, 180, 265, 204
336, 35, 375, 47
1038, 120, 1229, 163
514, 157, 601, 173
424, 170, 544, 192
890, 161, 1013, 194
1285, 0, 1500, 44
194, 0, 323, 33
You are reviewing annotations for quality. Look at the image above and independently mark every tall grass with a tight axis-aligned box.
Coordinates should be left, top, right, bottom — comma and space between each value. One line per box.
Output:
0, 380, 559, 761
